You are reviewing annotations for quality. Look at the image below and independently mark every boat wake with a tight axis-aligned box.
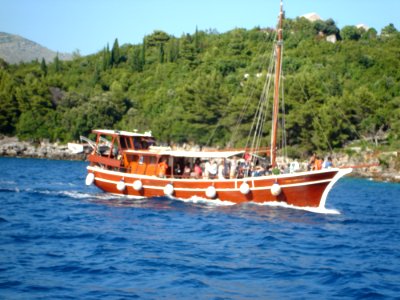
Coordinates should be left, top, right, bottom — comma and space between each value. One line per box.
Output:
178, 196, 236, 207
171, 196, 340, 214
2, 184, 340, 214
254, 201, 341, 214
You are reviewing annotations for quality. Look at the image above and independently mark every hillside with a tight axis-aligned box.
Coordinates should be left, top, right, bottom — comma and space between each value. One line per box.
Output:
0, 32, 72, 64
0, 18, 399, 158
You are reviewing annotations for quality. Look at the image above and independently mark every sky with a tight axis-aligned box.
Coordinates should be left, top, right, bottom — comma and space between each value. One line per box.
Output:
1, 0, 399, 56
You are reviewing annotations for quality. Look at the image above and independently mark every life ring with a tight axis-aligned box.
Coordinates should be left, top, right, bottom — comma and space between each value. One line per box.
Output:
85, 173, 95, 186
205, 186, 217, 199
133, 180, 143, 191
239, 182, 250, 195
271, 182, 281, 196
116, 179, 126, 191
164, 183, 174, 196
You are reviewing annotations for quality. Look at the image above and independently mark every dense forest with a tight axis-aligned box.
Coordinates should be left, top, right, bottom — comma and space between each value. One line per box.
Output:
0, 17, 399, 157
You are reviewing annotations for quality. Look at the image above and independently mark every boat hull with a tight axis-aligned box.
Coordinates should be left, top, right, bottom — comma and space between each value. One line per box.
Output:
87, 166, 352, 208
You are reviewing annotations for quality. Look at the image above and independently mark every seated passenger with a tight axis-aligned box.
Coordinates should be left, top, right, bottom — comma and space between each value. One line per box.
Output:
208, 160, 218, 179
289, 160, 300, 173
193, 159, 202, 179
314, 156, 323, 170
157, 158, 168, 178
218, 160, 225, 180
252, 164, 265, 177
322, 156, 333, 169
183, 162, 191, 178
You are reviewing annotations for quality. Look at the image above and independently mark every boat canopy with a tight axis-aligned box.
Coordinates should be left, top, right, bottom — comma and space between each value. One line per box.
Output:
123, 149, 245, 159
93, 129, 153, 138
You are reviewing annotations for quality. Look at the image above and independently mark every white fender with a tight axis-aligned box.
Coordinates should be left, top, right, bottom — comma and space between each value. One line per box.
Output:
240, 182, 250, 195
164, 183, 174, 196
133, 180, 143, 191
116, 179, 126, 191
271, 182, 281, 196
206, 186, 217, 199
85, 173, 95, 186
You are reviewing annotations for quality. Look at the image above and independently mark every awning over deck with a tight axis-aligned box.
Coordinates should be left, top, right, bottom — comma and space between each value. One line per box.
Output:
93, 129, 153, 138
123, 149, 244, 159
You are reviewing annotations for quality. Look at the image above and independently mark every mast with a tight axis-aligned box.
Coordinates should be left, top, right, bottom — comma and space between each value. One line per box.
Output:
270, 0, 284, 168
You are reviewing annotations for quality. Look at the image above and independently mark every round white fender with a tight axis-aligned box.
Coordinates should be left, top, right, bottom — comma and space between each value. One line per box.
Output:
240, 182, 250, 195
164, 183, 174, 196
85, 173, 95, 186
271, 182, 281, 196
205, 186, 217, 199
133, 180, 143, 191
116, 179, 126, 191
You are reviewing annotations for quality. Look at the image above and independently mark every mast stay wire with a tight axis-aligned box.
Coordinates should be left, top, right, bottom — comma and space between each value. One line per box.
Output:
205, 30, 278, 148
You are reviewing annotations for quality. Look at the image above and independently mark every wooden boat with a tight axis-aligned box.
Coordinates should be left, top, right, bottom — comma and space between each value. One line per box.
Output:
84, 1, 352, 208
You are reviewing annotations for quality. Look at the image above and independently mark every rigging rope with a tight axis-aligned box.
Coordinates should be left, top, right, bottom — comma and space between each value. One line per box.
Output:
205, 34, 276, 147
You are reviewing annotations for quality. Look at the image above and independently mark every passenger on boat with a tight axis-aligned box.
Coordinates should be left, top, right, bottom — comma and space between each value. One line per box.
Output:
208, 160, 218, 179
252, 164, 266, 177
265, 164, 273, 175
157, 158, 169, 178
241, 160, 251, 177
203, 160, 211, 179
183, 162, 191, 178
193, 159, 202, 179
217, 160, 225, 180
280, 163, 290, 174
314, 155, 323, 170
322, 156, 333, 169
308, 153, 316, 171
229, 157, 238, 179
289, 160, 300, 173
174, 163, 182, 177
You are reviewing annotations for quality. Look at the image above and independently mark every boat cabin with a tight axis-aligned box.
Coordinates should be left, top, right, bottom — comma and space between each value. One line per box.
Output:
88, 129, 157, 173
87, 129, 245, 179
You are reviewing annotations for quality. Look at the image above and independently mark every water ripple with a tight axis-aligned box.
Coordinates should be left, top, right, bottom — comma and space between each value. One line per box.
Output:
0, 158, 399, 299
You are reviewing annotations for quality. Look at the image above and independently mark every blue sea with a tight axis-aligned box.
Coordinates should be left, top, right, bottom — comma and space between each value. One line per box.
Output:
0, 157, 399, 299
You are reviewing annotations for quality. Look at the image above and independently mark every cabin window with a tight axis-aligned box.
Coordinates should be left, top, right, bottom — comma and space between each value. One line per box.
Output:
97, 134, 113, 156
133, 137, 141, 150
120, 137, 128, 150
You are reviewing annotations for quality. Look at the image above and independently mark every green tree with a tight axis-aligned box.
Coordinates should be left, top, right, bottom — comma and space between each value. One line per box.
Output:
159, 43, 165, 63
40, 58, 48, 76
131, 47, 144, 72
341, 26, 361, 40
102, 44, 111, 71
53, 53, 61, 72
0, 71, 19, 134
110, 38, 120, 66
381, 23, 397, 35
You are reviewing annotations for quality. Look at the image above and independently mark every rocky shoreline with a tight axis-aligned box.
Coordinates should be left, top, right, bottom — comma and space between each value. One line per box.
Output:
0, 136, 87, 161
1, 136, 399, 183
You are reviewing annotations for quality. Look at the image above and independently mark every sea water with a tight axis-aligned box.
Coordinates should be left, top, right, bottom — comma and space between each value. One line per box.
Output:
0, 157, 399, 299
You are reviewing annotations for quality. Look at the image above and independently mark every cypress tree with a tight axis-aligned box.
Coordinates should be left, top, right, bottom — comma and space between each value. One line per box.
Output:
53, 53, 61, 72
131, 47, 143, 72
111, 38, 120, 66
159, 43, 165, 63
141, 39, 146, 68
40, 58, 47, 76
102, 44, 110, 71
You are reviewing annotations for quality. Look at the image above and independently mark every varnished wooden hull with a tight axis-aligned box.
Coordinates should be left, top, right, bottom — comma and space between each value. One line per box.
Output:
87, 166, 352, 208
